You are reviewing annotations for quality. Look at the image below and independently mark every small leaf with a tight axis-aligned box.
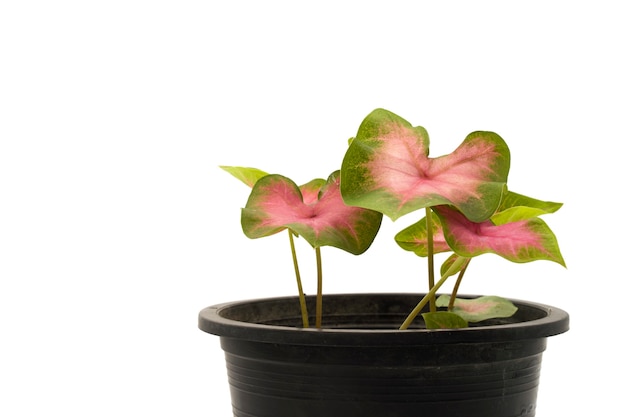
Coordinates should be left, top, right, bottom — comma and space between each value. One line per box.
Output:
440, 254, 470, 277
241, 171, 383, 254
422, 311, 468, 329
220, 166, 269, 188
298, 178, 326, 204
491, 191, 563, 225
500, 190, 563, 214
340, 108, 510, 222
394, 214, 450, 256
436, 295, 518, 323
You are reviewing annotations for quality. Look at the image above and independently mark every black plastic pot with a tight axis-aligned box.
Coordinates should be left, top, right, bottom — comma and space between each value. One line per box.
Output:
198, 293, 568, 417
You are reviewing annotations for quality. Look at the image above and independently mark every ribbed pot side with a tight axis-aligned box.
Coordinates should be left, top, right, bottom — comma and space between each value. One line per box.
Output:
198, 293, 569, 417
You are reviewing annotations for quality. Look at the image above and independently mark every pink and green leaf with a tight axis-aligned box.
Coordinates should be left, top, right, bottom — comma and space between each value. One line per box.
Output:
340, 108, 510, 222
436, 295, 518, 322
395, 190, 565, 263
433, 205, 566, 266
220, 166, 270, 188
241, 171, 383, 254
299, 178, 327, 205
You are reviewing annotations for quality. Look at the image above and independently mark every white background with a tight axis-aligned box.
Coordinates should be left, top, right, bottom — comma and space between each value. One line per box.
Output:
1, 1, 623, 416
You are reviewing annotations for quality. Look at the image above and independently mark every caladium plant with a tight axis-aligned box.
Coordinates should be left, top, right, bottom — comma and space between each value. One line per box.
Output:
222, 107, 565, 330
221, 166, 383, 328
340, 108, 565, 329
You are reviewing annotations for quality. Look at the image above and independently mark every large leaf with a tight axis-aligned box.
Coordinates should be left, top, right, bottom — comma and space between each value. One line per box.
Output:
341, 108, 510, 222
433, 205, 566, 265
220, 166, 269, 188
436, 295, 518, 322
241, 171, 383, 254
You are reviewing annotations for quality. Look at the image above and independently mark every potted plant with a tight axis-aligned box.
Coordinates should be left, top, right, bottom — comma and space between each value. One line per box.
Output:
198, 108, 569, 417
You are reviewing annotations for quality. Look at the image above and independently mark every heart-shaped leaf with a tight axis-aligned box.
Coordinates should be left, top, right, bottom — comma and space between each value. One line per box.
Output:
341, 108, 510, 222
395, 190, 565, 264
433, 205, 566, 265
241, 171, 383, 254
436, 295, 518, 322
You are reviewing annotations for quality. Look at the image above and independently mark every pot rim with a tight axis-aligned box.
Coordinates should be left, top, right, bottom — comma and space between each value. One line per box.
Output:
198, 292, 569, 346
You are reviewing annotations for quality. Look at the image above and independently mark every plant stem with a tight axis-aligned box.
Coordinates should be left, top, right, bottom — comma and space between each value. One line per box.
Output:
315, 247, 323, 329
288, 230, 309, 328
448, 258, 470, 310
425, 207, 436, 313
399, 256, 468, 330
